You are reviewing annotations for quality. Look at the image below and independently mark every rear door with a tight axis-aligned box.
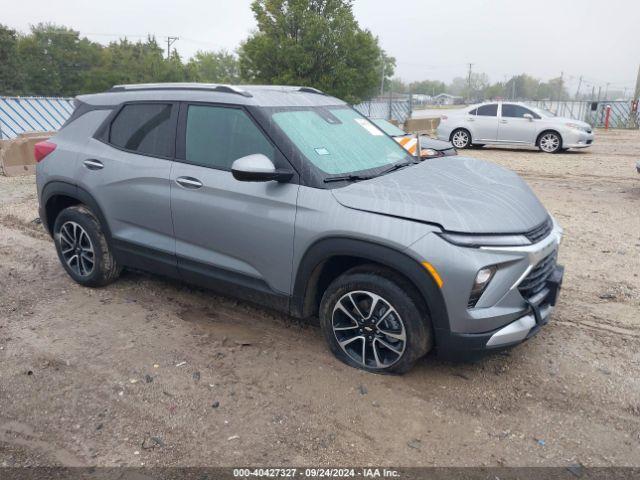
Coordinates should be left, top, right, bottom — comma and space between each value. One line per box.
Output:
470, 104, 499, 141
77, 102, 178, 276
498, 104, 539, 144
170, 103, 298, 300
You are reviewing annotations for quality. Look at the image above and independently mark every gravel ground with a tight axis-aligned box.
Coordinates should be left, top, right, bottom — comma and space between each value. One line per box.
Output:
0, 129, 639, 468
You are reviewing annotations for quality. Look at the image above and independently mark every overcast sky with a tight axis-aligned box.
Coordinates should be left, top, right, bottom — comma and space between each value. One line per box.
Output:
4, 0, 639, 93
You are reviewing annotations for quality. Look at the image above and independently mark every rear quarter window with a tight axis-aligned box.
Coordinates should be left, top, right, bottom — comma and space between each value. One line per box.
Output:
109, 103, 175, 158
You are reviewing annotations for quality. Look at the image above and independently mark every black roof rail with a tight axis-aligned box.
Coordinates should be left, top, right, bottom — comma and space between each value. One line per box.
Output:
108, 83, 253, 98
297, 87, 325, 95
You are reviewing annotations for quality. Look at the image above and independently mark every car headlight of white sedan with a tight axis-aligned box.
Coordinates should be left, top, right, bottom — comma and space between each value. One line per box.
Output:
565, 122, 589, 132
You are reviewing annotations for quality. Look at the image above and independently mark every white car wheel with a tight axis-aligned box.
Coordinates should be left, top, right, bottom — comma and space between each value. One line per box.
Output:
539, 132, 562, 153
451, 129, 471, 149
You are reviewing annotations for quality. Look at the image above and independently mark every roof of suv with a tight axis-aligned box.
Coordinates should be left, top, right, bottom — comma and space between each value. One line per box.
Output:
76, 83, 347, 108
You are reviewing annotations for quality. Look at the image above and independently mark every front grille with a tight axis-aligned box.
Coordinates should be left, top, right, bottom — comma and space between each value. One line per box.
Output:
518, 251, 557, 300
524, 217, 553, 244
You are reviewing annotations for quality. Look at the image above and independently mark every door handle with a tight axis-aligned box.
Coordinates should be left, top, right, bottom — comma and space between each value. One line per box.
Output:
176, 176, 203, 189
468, 118, 475, 122
83, 159, 103, 170
500, 120, 508, 124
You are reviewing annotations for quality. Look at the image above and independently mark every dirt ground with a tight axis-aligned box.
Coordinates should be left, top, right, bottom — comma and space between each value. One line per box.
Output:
0, 130, 639, 468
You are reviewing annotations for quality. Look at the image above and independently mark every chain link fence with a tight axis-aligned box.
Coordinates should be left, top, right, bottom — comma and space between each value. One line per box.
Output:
524, 100, 639, 129
353, 96, 413, 123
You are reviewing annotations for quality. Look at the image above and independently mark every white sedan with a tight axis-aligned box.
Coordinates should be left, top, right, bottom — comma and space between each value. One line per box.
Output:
437, 102, 594, 153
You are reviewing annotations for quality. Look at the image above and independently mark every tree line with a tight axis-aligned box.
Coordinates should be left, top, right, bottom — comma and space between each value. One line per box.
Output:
391, 73, 571, 102
0, 0, 582, 104
0, 0, 396, 104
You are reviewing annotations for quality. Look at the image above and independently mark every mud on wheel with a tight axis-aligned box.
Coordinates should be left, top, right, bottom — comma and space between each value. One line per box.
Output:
319, 267, 432, 374
53, 205, 121, 287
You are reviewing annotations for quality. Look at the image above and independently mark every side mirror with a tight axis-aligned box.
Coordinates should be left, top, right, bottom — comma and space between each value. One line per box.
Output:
523, 113, 534, 121
231, 154, 293, 183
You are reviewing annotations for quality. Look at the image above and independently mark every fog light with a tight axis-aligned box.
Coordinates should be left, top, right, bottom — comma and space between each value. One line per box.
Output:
468, 266, 497, 308
475, 267, 493, 285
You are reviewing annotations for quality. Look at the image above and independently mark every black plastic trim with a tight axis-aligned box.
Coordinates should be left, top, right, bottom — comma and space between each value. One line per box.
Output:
290, 237, 450, 334
178, 256, 289, 312
40, 181, 113, 240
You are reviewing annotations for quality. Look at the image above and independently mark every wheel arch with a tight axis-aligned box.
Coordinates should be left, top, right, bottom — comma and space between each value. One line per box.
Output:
290, 237, 450, 334
41, 181, 112, 240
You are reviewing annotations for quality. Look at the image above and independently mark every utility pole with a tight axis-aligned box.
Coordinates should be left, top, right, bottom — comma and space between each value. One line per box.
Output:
604, 82, 611, 100
466, 63, 473, 102
631, 64, 640, 129
512, 78, 516, 100
575, 76, 583, 100
557, 71, 564, 100
597, 86, 602, 102
166, 36, 179, 59
379, 54, 386, 96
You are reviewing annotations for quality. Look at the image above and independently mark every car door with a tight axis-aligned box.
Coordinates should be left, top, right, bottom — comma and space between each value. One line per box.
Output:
76, 102, 178, 276
170, 103, 299, 302
469, 104, 499, 141
497, 104, 539, 144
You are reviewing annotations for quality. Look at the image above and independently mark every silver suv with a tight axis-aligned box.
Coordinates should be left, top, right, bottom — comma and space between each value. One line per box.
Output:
36, 83, 564, 373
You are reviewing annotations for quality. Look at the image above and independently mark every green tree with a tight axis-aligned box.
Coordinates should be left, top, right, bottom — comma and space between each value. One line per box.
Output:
17, 24, 102, 96
83, 36, 182, 92
410, 79, 446, 97
186, 50, 240, 83
389, 77, 407, 94
239, 0, 389, 103
0, 24, 23, 95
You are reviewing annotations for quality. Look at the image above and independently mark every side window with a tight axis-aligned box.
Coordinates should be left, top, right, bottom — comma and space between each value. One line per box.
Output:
468, 108, 477, 115
110, 103, 174, 157
502, 104, 539, 119
185, 105, 275, 170
476, 104, 498, 116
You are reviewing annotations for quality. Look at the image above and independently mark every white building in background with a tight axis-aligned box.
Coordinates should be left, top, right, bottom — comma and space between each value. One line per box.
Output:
433, 93, 464, 105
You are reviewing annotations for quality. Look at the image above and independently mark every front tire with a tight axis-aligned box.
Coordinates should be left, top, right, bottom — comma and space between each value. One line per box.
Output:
538, 131, 562, 153
319, 267, 432, 374
53, 205, 121, 287
450, 129, 472, 149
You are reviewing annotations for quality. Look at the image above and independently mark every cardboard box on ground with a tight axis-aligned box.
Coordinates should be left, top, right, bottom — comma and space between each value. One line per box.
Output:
0, 132, 54, 177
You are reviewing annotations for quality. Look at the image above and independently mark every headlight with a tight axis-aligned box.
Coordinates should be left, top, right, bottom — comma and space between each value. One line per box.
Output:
565, 122, 587, 132
439, 232, 531, 248
420, 148, 439, 158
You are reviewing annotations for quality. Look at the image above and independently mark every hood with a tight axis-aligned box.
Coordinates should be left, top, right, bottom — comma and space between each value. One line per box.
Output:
331, 156, 548, 234
394, 134, 453, 151
419, 135, 454, 151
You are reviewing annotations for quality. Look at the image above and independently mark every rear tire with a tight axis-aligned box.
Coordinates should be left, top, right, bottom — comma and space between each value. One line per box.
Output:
319, 267, 432, 374
53, 205, 121, 287
450, 129, 472, 149
538, 131, 562, 153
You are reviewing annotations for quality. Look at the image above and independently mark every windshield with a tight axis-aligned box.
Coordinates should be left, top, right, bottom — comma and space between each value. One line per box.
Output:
530, 106, 556, 118
370, 118, 406, 136
271, 107, 410, 175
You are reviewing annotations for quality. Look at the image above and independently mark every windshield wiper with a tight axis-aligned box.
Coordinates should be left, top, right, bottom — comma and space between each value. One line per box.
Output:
323, 174, 375, 183
378, 160, 416, 176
